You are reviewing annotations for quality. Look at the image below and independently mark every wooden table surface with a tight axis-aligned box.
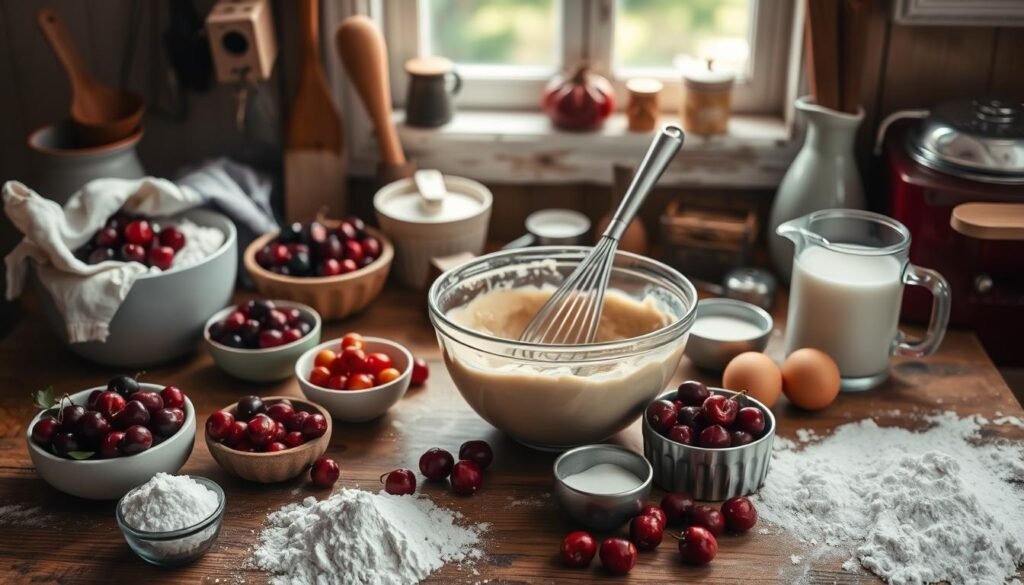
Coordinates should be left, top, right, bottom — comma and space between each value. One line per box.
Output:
1, 287, 1021, 585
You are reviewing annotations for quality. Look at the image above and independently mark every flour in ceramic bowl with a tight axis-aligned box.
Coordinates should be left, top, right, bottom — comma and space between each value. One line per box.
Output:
756, 412, 1024, 585
251, 489, 486, 585
164, 219, 225, 270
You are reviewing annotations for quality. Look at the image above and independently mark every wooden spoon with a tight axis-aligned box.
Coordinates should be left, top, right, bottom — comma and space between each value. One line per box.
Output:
37, 7, 144, 146
335, 15, 414, 183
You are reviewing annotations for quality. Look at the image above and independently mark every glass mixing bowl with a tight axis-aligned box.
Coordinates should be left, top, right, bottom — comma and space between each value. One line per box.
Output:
428, 246, 697, 450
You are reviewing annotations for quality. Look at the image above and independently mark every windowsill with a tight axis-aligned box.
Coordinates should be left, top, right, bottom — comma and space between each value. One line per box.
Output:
349, 110, 798, 188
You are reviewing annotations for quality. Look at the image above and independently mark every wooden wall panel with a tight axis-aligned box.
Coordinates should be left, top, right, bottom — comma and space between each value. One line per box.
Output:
988, 28, 1024, 97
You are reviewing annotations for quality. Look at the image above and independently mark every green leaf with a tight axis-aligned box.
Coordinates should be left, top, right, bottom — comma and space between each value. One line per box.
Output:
66, 451, 96, 460
32, 386, 56, 410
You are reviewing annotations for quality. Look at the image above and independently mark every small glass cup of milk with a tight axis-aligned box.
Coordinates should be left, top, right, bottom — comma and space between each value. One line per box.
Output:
777, 209, 951, 391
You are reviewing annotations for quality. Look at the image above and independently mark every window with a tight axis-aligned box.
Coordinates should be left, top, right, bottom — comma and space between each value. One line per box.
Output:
384, 0, 795, 115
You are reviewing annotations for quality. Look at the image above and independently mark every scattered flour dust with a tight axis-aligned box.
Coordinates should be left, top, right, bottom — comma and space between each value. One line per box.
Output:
0, 504, 53, 528
251, 489, 486, 585
756, 411, 1024, 585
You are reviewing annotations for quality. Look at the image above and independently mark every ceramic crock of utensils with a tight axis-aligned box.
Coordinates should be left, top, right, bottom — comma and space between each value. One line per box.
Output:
520, 126, 684, 345
37, 8, 144, 147
285, 0, 345, 223
404, 56, 462, 128
503, 209, 591, 249
553, 445, 653, 531
336, 16, 415, 184
374, 173, 492, 288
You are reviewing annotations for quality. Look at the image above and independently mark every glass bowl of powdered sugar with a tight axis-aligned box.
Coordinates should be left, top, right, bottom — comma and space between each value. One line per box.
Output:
116, 473, 225, 567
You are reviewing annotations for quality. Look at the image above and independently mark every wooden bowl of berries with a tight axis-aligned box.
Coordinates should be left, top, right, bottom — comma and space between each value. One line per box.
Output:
205, 395, 332, 483
204, 299, 322, 382
243, 217, 393, 320
295, 332, 414, 423
642, 381, 775, 501
25, 377, 196, 500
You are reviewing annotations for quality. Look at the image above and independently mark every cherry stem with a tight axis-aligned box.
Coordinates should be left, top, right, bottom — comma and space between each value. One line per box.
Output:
56, 393, 72, 423
134, 370, 146, 382
379, 472, 390, 484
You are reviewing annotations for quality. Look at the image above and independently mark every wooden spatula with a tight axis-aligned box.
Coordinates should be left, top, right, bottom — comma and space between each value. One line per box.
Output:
285, 0, 346, 223
37, 7, 144, 146
336, 15, 414, 185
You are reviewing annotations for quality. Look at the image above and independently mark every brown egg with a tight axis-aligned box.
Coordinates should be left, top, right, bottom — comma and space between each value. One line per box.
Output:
722, 352, 782, 408
781, 348, 841, 411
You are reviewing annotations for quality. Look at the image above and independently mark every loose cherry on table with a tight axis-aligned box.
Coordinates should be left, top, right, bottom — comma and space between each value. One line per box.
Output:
661, 492, 695, 526
560, 531, 597, 568
419, 448, 455, 480
310, 457, 340, 488
450, 460, 483, 496
381, 469, 417, 496
599, 537, 637, 575
721, 496, 758, 533
688, 505, 725, 536
458, 440, 493, 470
676, 526, 718, 565
629, 514, 664, 551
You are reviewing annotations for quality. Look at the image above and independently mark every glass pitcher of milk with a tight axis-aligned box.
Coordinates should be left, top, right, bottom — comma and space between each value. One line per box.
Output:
777, 209, 951, 391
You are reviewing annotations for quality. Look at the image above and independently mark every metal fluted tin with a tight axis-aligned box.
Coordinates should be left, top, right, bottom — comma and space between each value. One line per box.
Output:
643, 388, 774, 500
553, 445, 653, 532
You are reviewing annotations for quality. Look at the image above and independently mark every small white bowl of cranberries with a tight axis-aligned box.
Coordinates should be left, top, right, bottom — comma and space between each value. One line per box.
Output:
641, 381, 775, 501
204, 299, 322, 382
25, 377, 196, 500
295, 332, 418, 423
205, 395, 331, 483
243, 217, 393, 320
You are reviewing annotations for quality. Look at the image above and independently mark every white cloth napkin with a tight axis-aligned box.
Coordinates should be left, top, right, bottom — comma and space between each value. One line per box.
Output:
3, 178, 203, 343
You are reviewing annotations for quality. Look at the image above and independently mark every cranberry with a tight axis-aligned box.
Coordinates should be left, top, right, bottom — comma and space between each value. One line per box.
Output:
236, 395, 265, 421
266, 402, 295, 424
639, 504, 667, 528
113, 400, 150, 429
245, 299, 275, 320
336, 347, 367, 374
224, 420, 248, 447
345, 373, 375, 390
247, 414, 277, 446
702, 394, 739, 426
59, 404, 86, 432
279, 222, 303, 244
107, 374, 140, 398
360, 237, 381, 259
282, 328, 303, 344
630, 513, 664, 551
458, 440, 493, 470
339, 259, 358, 274
668, 425, 695, 445
661, 492, 694, 526
262, 309, 289, 331
94, 391, 126, 420
560, 531, 597, 568
121, 425, 153, 455
340, 332, 364, 349
676, 380, 710, 406
343, 239, 364, 263
274, 421, 287, 442
302, 413, 328, 440
347, 216, 366, 237
160, 386, 186, 409
284, 431, 305, 448
152, 408, 185, 437
124, 220, 154, 246
205, 411, 236, 441
77, 411, 111, 443
224, 311, 246, 332
272, 244, 291, 265
363, 352, 393, 376
158, 226, 186, 251
677, 525, 718, 565
131, 391, 164, 414
311, 457, 340, 488
95, 227, 120, 248
721, 496, 758, 533
450, 460, 482, 495
598, 537, 637, 575
645, 399, 679, 433
88, 248, 115, 264
731, 430, 754, 446
320, 258, 343, 276
99, 431, 124, 458
149, 246, 175, 270
256, 245, 274, 268
736, 406, 766, 435
120, 243, 147, 263
419, 448, 455, 480
287, 410, 310, 432
52, 432, 83, 457
258, 330, 284, 348
688, 505, 725, 536
31, 417, 59, 447
382, 469, 417, 495
265, 442, 287, 452
677, 406, 705, 428
698, 424, 732, 448
336, 221, 358, 241
411, 358, 429, 386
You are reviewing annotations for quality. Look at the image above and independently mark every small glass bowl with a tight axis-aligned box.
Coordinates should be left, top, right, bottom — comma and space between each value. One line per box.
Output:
116, 476, 226, 567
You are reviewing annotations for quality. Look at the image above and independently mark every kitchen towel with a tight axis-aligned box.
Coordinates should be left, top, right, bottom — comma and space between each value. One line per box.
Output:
176, 157, 278, 249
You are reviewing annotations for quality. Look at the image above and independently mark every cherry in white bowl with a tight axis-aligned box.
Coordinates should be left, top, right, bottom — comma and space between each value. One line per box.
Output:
295, 337, 412, 422
25, 384, 196, 500
204, 300, 322, 383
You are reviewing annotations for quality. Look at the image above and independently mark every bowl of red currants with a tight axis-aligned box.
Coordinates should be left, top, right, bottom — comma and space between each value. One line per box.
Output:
243, 217, 393, 320
642, 381, 775, 501
205, 395, 332, 483
25, 379, 196, 500
204, 299, 322, 382
295, 333, 413, 423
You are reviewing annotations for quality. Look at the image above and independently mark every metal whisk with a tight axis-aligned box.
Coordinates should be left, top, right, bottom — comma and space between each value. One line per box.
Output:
519, 126, 685, 346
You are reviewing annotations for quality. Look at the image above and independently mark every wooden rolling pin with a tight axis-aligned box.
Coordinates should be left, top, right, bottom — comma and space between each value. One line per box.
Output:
335, 15, 414, 184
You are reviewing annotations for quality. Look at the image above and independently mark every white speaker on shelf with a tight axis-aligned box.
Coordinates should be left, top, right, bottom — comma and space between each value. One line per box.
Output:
205, 0, 277, 84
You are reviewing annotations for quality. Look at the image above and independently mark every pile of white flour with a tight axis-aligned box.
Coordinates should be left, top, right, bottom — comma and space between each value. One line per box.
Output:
252, 489, 486, 585
757, 412, 1024, 584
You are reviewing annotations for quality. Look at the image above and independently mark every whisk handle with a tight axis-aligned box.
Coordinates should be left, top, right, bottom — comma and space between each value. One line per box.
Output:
604, 125, 685, 242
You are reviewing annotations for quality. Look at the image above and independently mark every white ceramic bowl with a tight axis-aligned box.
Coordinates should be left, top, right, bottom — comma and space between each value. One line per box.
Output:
34, 208, 238, 368
204, 301, 323, 382
374, 175, 492, 288
295, 337, 413, 422
25, 384, 196, 500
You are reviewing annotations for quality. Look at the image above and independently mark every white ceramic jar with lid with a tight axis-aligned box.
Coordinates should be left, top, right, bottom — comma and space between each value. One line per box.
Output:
374, 172, 492, 287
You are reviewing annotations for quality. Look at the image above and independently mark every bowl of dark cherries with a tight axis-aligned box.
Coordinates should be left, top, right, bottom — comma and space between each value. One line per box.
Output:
641, 381, 775, 501
243, 217, 393, 320
25, 376, 196, 500
204, 299, 322, 383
